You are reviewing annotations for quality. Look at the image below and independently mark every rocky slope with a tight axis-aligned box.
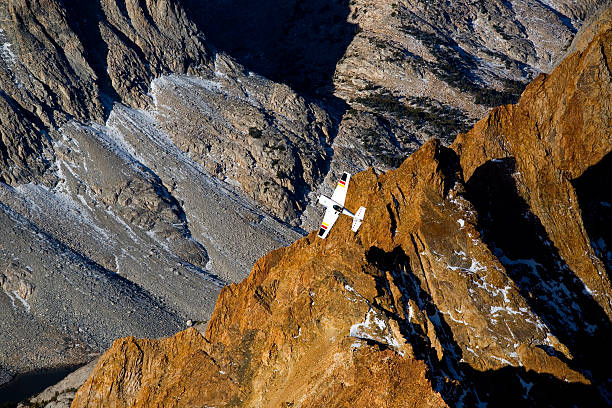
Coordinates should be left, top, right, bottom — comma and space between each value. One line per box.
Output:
324, 0, 612, 181
70, 16, 612, 408
186, 0, 610, 174
0, 0, 304, 391
0, 0, 608, 400
0, 0, 211, 185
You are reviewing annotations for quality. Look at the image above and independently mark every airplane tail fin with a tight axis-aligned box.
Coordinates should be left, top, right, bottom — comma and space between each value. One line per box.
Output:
351, 207, 366, 232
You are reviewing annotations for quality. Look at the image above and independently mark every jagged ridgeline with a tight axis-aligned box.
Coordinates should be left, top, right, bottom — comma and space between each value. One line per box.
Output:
70, 13, 611, 408
0, 0, 609, 405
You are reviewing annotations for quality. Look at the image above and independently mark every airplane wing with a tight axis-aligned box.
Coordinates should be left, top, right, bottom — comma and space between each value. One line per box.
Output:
317, 207, 340, 238
330, 172, 350, 206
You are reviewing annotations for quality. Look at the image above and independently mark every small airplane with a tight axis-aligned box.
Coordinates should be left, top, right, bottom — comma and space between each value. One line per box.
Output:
317, 172, 366, 238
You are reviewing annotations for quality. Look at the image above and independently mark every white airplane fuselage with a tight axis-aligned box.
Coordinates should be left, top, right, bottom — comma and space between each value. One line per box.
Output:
316, 172, 366, 238
318, 195, 355, 218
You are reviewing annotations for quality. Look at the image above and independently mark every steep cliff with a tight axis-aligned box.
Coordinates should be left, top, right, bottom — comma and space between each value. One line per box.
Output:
71, 17, 612, 408
0, 0, 211, 185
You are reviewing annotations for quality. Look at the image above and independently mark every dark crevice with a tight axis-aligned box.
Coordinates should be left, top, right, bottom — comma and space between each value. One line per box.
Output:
365, 245, 608, 406
386, 204, 397, 237
572, 150, 612, 279
432, 142, 464, 197
61, 0, 122, 117
115, 0, 133, 24
135, 0, 158, 32
465, 157, 612, 400
104, 19, 154, 78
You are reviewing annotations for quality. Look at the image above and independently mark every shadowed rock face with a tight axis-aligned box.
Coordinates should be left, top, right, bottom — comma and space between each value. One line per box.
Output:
71, 17, 612, 408
182, 0, 357, 97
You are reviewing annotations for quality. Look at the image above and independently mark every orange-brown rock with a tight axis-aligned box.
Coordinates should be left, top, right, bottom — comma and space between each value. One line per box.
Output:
71, 329, 239, 408
452, 22, 612, 318
72, 12, 612, 408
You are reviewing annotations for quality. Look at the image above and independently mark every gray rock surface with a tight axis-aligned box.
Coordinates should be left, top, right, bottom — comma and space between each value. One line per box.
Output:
0, 0, 607, 397
182, 0, 610, 174
330, 0, 611, 170
151, 55, 333, 223
0, 0, 211, 186
0, 198, 183, 376
0, 0, 231, 386
16, 359, 98, 408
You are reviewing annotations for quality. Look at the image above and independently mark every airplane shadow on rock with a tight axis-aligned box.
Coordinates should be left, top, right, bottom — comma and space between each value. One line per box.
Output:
366, 245, 608, 407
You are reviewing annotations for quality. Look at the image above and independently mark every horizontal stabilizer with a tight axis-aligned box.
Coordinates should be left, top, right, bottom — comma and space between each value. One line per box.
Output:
351, 206, 366, 232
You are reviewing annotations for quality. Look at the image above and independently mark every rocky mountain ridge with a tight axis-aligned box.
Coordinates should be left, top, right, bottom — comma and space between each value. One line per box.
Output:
69, 14, 612, 408
186, 0, 611, 172
0, 0, 609, 403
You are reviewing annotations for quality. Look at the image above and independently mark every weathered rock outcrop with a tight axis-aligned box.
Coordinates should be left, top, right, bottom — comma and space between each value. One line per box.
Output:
335, 0, 609, 128
0, 93, 52, 185
150, 57, 333, 222
71, 18, 612, 408
0, 0, 210, 124
0, 0, 210, 185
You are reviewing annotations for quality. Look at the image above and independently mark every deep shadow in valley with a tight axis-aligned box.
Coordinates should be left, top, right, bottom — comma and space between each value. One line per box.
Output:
181, 0, 357, 100
572, 150, 612, 279
0, 364, 84, 406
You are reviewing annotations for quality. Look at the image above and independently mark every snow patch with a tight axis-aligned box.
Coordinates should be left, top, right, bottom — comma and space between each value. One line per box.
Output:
293, 327, 302, 339
1, 42, 16, 64
490, 354, 512, 365
12, 291, 30, 313
2, 289, 16, 311
349, 308, 403, 355
2, 289, 30, 313
442, 309, 468, 325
